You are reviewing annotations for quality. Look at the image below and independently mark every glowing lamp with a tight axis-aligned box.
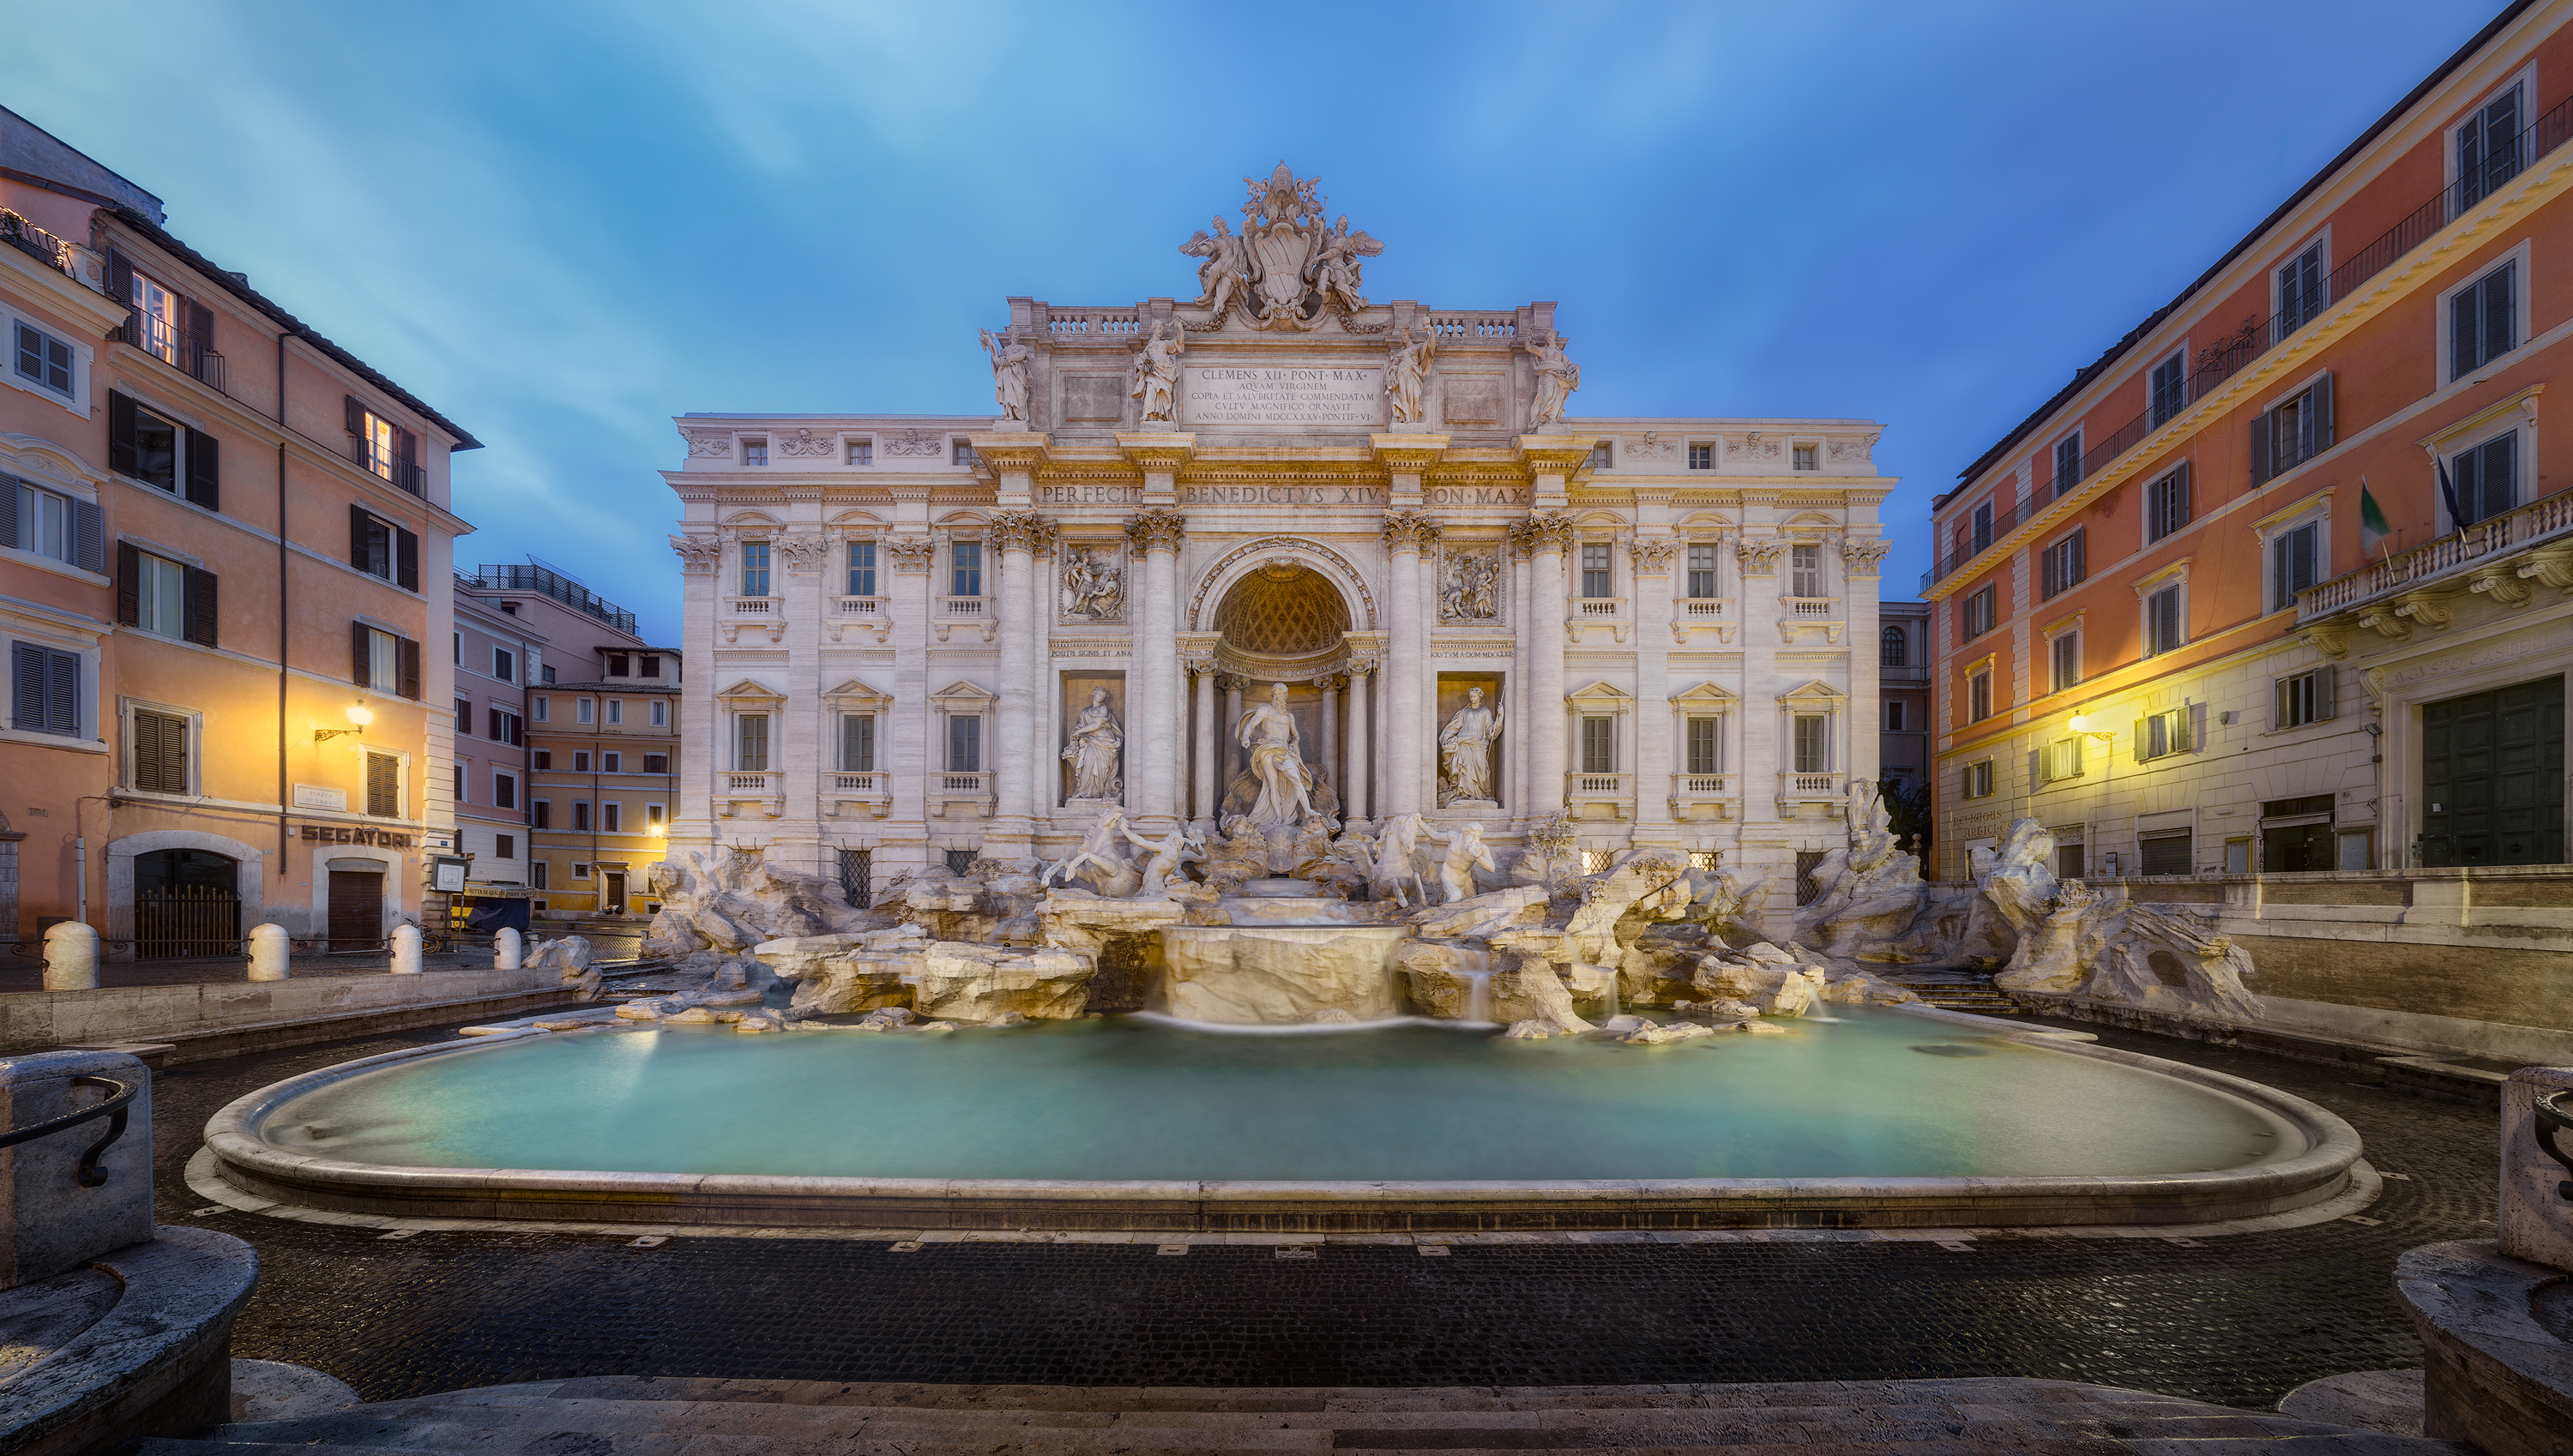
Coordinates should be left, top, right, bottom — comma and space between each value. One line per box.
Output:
315, 699, 374, 743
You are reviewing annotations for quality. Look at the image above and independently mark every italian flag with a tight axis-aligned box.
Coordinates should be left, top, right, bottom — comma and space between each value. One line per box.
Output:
2359, 478, 2391, 559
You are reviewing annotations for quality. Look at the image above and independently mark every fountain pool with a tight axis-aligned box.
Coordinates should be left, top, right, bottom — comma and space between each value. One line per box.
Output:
202, 1007, 2364, 1232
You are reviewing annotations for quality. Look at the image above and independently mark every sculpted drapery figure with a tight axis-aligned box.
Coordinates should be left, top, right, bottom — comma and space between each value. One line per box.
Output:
979, 328, 1032, 423
1236, 682, 1321, 830
1526, 331, 1580, 429
1311, 215, 1380, 314
1437, 686, 1505, 805
1179, 216, 1252, 318
1439, 551, 1498, 622
1385, 322, 1437, 424
1058, 546, 1123, 621
1430, 822, 1497, 905
1063, 688, 1124, 802
1130, 320, 1184, 425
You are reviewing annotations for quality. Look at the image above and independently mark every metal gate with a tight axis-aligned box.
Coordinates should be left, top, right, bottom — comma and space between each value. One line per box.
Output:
134, 883, 240, 960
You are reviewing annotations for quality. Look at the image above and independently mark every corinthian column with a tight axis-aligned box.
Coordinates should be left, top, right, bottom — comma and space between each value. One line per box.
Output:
1381, 510, 1439, 817
987, 511, 1047, 852
1179, 634, 1219, 833
1525, 512, 1574, 817
1341, 644, 1380, 828
1319, 673, 1342, 808
1125, 506, 1186, 832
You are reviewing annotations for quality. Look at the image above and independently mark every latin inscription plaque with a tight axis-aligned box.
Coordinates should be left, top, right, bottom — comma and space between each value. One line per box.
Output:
1184, 367, 1382, 428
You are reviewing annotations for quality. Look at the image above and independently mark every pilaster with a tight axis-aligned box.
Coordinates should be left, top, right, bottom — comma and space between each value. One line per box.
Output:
1631, 536, 1679, 841
1381, 509, 1440, 817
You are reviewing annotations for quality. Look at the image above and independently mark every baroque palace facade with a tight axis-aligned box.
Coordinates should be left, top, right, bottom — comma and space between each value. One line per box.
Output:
665, 168, 1892, 929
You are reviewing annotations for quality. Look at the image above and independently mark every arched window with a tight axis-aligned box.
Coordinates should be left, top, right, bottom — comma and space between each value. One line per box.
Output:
1880, 625, 1908, 668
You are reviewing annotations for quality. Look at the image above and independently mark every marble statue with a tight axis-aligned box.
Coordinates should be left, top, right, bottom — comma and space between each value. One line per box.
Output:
1122, 821, 1204, 895
1130, 320, 1184, 424
1058, 545, 1123, 621
979, 328, 1032, 423
1526, 331, 1580, 430
1437, 687, 1504, 806
1439, 550, 1498, 622
1371, 811, 1431, 906
1312, 214, 1380, 314
1428, 822, 1497, 905
1386, 322, 1436, 424
1042, 809, 1142, 898
1178, 216, 1252, 318
1062, 689, 1125, 802
1236, 682, 1321, 831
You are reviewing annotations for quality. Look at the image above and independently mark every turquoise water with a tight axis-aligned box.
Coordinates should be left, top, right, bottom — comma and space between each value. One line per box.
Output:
258, 1009, 2296, 1182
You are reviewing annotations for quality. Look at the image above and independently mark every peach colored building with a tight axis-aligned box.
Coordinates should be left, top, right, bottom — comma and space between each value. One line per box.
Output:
1, 106, 477, 957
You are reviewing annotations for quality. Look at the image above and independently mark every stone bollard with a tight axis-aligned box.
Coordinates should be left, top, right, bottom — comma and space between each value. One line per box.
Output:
244, 923, 290, 982
492, 926, 522, 971
389, 924, 422, 974
40, 921, 99, 991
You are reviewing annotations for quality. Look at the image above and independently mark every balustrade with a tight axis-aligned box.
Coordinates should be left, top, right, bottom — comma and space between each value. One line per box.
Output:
2297, 486, 2573, 623
832, 596, 886, 617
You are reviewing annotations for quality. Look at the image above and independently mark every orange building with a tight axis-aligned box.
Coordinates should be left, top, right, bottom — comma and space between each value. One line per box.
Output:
1, 106, 477, 957
1929, 2, 2571, 885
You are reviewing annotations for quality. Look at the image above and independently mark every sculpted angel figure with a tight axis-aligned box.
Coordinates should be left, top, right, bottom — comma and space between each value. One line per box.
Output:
1130, 320, 1184, 425
1312, 215, 1381, 314
1526, 331, 1581, 429
1429, 821, 1497, 905
1178, 216, 1251, 317
1437, 686, 1505, 805
1236, 682, 1322, 830
1062, 688, 1124, 801
1123, 822, 1204, 896
1385, 322, 1437, 424
979, 328, 1033, 423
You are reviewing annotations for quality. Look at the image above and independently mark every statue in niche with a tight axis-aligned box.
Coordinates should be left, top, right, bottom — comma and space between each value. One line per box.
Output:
1428, 822, 1497, 905
1439, 551, 1498, 622
1042, 809, 1142, 898
1437, 686, 1505, 807
979, 328, 1033, 423
1525, 331, 1580, 430
1235, 682, 1321, 830
1130, 320, 1184, 424
1058, 546, 1124, 621
1062, 689, 1125, 802
1385, 322, 1437, 424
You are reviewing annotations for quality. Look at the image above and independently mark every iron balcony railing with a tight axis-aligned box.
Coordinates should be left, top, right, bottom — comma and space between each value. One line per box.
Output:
0, 208, 83, 280
472, 563, 641, 634
1928, 90, 2573, 594
120, 310, 225, 394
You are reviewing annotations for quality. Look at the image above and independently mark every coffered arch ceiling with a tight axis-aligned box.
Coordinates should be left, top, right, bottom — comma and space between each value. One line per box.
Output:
1214, 563, 1352, 656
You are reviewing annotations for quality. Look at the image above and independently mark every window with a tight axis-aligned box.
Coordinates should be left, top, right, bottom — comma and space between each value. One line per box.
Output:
353, 624, 415, 695
2271, 520, 2320, 612
345, 400, 419, 491
847, 540, 877, 597
1687, 442, 1713, 470
603, 802, 622, 833
2052, 432, 2083, 496
108, 393, 217, 508
739, 541, 770, 597
573, 863, 591, 880
2146, 465, 2191, 542
1879, 625, 1907, 668
602, 751, 621, 773
951, 540, 983, 597
2451, 430, 2517, 526
542, 665, 556, 684
2039, 631, 2077, 695
606, 699, 624, 725
7, 478, 102, 571
2278, 243, 2324, 336
736, 714, 769, 772
2458, 81, 2522, 208
532, 696, 549, 723
494, 834, 515, 860
132, 707, 188, 792
847, 438, 873, 466
2137, 828, 2192, 876
2136, 706, 2193, 761
490, 709, 522, 746
646, 803, 665, 828
2275, 665, 2335, 729
2040, 737, 2086, 783
454, 761, 465, 801
2144, 584, 2184, 656
1580, 716, 1615, 773
2148, 351, 2186, 426
947, 713, 981, 771
576, 697, 594, 724
643, 752, 668, 774
649, 700, 667, 727
2050, 829, 2085, 882
1884, 701, 1906, 731
606, 653, 628, 677
1685, 544, 1718, 599
1788, 544, 1823, 598
841, 713, 876, 771
572, 750, 591, 772
125, 549, 190, 640
533, 800, 551, 829
840, 848, 872, 907
1587, 442, 1612, 470
1967, 670, 1992, 723
532, 750, 551, 769
1685, 716, 1720, 774
951, 439, 976, 466
1962, 759, 1994, 799
639, 653, 660, 677
532, 862, 549, 889
1971, 500, 1993, 551
572, 801, 592, 831
2452, 261, 2516, 378
15, 321, 74, 397
493, 773, 516, 810
365, 751, 400, 816
455, 696, 473, 732
1791, 443, 1818, 471
347, 506, 419, 589
492, 647, 515, 683
1792, 714, 1828, 773
2040, 530, 2085, 599
741, 436, 768, 466
2251, 374, 2333, 481
1581, 543, 1612, 598
1961, 585, 1995, 641
125, 268, 187, 364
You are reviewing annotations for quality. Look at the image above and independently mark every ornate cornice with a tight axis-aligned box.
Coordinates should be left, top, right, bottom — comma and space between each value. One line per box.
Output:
972, 436, 1051, 477
1117, 432, 1197, 475
1124, 506, 1187, 552
1521, 510, 1576, 553
1379, 508, 1441, 552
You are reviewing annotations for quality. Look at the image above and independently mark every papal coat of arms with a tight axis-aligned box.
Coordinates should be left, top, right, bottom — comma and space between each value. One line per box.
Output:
1178, 163, 1382, 332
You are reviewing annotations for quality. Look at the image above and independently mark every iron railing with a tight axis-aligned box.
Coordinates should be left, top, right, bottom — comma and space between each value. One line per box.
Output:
0, 208, 81, 279
134, 884, 241, 960
119, 311, 225, 394
1929, 91, 2573, 593
0, 1075, 136, 1187
349, 438, 427, 496
471, 563, 640, 633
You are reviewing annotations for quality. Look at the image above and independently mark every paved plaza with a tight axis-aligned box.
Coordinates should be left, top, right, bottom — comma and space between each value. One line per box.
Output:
149, 1014, 2496, 1411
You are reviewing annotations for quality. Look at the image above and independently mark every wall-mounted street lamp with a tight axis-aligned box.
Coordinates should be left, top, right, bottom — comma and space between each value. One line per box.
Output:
314, 700, 374, 743
2067, 711, 2116, 744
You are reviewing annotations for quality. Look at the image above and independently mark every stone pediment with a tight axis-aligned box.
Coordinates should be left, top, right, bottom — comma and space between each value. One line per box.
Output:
1565, 680, 1635, 712
823, 678, 893, 708
1669, 680, 1739, 707
929, 679, 997, 709
1775, 678, 1847, 706
714, 677, 786, 706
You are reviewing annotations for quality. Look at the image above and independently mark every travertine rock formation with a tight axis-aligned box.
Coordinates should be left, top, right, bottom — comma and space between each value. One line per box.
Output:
913, 942, 1096, 1023
754, 928, 928, 1016
644, 846, 880, 965
1159, 925, 1407, 1023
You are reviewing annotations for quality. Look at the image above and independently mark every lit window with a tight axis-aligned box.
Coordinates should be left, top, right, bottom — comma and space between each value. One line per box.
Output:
129, 270, 184, 364
647, 804, 665, 827
359, 626, 401, 691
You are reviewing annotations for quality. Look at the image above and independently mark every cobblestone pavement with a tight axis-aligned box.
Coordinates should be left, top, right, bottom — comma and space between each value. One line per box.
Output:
146, 1015, 2499, 1411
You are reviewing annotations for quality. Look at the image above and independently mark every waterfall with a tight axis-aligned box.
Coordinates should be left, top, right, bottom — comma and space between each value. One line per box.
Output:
1600, 968, 1620, 1022
1464, 970, 1493, 1025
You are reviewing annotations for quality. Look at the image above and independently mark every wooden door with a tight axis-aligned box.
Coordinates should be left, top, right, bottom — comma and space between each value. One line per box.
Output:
604, 871, 627, 914
327, 870, 384, 950
2421, 675, 2564, 866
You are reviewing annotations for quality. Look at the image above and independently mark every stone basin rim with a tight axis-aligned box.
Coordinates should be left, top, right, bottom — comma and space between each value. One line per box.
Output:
198, 1015, 2365, 1230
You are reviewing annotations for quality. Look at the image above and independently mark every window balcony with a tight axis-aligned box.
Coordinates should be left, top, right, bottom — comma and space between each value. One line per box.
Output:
1671, 595, 1736, 644
828, 594, 891, 644
1776, 771, 1847, 813
934, 596, 996, 643
826, 770, 891, 820
2297, 487, 2573, 631
720, 595, 786, 645
1669, 773, 1733, 823
1775, 595, 1845, 645
833, 595, 887, 617
1564, 596, 1629, 644
345, 439, 424, 495
715, 770, 781, 820
930, 770, 992, 819
1564, 771, 1630, 819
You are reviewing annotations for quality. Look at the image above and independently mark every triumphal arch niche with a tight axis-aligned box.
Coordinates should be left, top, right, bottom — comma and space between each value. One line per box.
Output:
664, 163, 1897, 931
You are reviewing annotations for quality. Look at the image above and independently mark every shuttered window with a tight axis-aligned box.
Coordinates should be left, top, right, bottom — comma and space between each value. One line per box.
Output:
2451, 261, 2516, 378
2451, 431, 2517, 526
2146, 464, 2191, 542
2040, 737, 2085, 782
105, 392, 217, 509
351, 624, 419, 698
2277, 243, 2324, 334
2050, 632, 2081, 694
348, 506, 419, 589
841, 713, 875, 771
131, 707, 189, 792
2145, 585, 2184, 656
2040, 530, 2085, 599
2137, 830, 2193, 877
4, 476, 104, 571
2149, 352, 2186, 426
2135, 707, 2193, 761
2052, 433, 2083, 496
1961, 585, 1995, 641
2275, 666, 2335, 729
1968, 671, 1992, 722
2458, 83, 2522, 208
2251, 374, 2333, 481
1962, 760, 1993, 798
9, 642, 78, 736
365, 752, 400, 817
2271, 522, 2319, 612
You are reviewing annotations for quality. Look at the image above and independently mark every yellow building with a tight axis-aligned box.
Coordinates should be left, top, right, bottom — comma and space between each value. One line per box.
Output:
526, 631, 682, 921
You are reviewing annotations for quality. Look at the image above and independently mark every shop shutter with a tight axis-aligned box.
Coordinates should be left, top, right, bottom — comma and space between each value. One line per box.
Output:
182, 566, 216, 647
2137, 831, 2192, 877
183, 425, 219, 511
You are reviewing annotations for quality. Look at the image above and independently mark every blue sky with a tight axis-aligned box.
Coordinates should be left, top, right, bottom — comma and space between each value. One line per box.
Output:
4, 0, 2505, 642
